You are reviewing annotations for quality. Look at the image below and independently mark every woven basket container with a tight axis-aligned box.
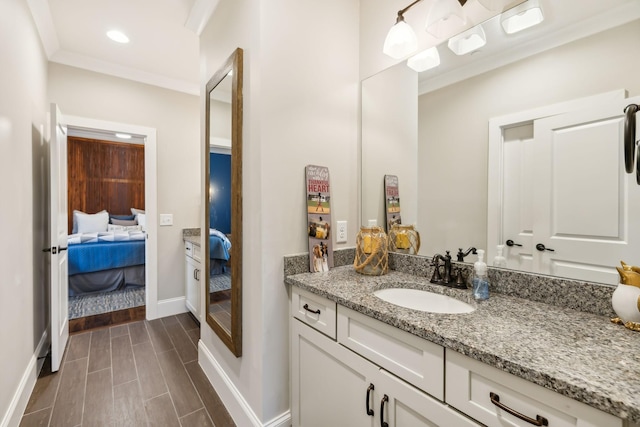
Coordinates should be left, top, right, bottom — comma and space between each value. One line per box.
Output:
388, 224, 420, 255
354, 226, 389, 275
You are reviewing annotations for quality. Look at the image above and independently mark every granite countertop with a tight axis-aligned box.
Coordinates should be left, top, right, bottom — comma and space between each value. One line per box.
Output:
183, 228, 200, 246
285, 265, 640, 423
183, 235, 200, 246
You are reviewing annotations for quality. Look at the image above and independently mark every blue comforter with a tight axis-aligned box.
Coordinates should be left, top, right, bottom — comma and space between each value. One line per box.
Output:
68, 240, 145, 276
210, 234, 230, 260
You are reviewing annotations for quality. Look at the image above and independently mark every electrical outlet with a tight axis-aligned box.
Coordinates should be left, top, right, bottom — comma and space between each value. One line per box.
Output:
336, 221, 347, 243
368, 219, 377, 227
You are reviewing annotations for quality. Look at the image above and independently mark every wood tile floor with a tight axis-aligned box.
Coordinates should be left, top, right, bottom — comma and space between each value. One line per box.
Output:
20, 313, 236, 427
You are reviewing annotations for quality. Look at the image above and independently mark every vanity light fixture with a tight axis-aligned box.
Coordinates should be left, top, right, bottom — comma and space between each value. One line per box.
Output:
384, 0, 470, 59
425, 0, 467, 39
447, 24, 486, 55
500, 0, 544, 34
107, 30, 130, 44
383, 0, 420, 59
407, 46, 441, 72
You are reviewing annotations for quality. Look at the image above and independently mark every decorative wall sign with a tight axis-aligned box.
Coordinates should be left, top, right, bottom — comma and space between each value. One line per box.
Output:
384, 174, 402, 232
306, 165, 334, 272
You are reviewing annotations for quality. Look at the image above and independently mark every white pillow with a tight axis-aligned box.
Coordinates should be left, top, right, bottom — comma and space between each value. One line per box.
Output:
74, 210, 109, 233
136, 213, 146, 230
131, 207, 145, 216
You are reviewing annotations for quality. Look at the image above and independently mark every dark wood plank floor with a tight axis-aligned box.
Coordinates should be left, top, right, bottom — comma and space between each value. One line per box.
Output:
209, 291, 231, 332
20, 314, 236, 427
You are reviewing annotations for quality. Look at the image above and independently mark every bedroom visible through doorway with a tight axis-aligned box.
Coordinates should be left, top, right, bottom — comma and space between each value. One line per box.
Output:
63, 115, 158, 328
66, 130, 146, 327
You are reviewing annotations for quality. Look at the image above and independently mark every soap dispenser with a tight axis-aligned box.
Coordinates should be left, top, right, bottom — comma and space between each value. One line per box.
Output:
493, 244, 507, 268
472, 249, 489, 300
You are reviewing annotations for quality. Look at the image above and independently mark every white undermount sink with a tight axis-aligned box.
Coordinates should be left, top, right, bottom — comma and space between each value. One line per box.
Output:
374, 288, 475, 314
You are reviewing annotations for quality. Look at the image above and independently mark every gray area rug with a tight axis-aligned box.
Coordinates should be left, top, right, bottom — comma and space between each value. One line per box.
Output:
210, 273, 231, 293
68, 287, 145, 319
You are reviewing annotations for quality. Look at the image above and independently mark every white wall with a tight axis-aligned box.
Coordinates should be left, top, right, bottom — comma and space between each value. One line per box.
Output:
198, 0, 360, 424
0, 0, 49, 424
417, 19, 640, 257
47, 63, 200, 301
361, 62, 418, 227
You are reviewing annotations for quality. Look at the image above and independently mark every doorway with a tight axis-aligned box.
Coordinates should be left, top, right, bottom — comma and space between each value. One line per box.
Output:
64, 115, 159, 322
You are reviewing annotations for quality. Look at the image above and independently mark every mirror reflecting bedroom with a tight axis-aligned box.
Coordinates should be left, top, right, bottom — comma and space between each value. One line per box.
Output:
208, 73, 233, 332
66, 128, 148, 330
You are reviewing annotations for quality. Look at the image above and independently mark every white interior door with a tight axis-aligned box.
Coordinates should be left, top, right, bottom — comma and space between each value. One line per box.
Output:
501, 123, 535, 271
49, 103, 69, 372
533, 95, 640, 284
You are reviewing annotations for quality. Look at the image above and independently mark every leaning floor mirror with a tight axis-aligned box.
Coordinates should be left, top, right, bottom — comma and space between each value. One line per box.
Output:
205, 47, 243, 357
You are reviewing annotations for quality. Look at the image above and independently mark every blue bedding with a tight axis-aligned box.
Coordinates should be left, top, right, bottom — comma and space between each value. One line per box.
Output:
68, 240, 145, 276
210, 234, 230, 260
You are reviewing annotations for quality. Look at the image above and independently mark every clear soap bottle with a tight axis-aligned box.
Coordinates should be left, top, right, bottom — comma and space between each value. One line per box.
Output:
472, 249, 490, 300
493, 244, 507, 268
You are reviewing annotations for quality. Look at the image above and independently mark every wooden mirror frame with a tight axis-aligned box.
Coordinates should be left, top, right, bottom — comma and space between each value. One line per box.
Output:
205, 48, 243, 357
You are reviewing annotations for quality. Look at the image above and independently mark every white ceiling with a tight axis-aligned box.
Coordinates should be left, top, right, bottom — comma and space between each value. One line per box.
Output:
26, 0, 640, 98
27, 0, 220, 96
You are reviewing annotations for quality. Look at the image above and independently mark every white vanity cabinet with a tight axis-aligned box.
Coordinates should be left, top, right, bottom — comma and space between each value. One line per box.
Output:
291, 287, 479, 427
184, 241, 202, 320
446, 350, 624, 427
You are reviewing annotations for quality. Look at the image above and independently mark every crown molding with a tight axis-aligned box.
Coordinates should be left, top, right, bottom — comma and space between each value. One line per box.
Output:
185, 0, 220, 35
26, 0, 59, 57
51, 49, 199, 96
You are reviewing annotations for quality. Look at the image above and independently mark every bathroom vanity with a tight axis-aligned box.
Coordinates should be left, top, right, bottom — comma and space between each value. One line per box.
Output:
183, 230, 202, 321
286, 264, 640, 427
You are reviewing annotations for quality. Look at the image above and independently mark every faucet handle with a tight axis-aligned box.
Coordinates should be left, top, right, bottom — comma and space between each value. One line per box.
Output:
430, 265, 442, 284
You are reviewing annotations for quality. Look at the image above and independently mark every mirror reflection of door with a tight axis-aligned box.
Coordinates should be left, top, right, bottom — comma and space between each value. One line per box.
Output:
208, 73, 233, 333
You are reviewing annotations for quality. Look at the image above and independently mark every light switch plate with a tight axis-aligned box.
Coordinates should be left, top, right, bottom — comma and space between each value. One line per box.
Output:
336, 221, 347, 243
160, 214, 173, 226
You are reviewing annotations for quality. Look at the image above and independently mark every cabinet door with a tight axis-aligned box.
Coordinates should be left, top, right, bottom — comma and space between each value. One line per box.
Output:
185, 255, 200, 319
376, 369, 479, 427
291, 319, 377, 427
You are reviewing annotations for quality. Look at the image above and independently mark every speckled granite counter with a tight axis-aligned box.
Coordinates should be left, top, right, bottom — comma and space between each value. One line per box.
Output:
285, 265, 640, 424
183, 228, 200, 246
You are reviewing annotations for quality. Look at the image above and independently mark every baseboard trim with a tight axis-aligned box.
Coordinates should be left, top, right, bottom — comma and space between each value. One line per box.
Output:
1, 330, 48, 427
156, 296, 187, 318
198, 342, 258, 426
264, 410, 292, 427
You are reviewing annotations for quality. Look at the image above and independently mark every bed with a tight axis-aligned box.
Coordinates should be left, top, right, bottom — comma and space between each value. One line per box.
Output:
67, 231, 146, 296
209, 229, 231, 293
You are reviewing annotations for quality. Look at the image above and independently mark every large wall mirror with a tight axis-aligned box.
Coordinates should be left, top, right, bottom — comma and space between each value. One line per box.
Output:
362, 0, 640, 285
205, 47, 243, 357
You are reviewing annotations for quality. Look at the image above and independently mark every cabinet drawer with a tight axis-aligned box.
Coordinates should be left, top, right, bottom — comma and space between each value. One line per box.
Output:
445, 350, 622, 427
292, 287, 337, 339
337, 306, 444, 401
185, 241, 194, 257
192, 242, 202, 262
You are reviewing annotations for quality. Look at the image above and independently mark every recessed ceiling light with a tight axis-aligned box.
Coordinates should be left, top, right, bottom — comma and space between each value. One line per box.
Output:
115, 133, 132, 139
107, 30, 129, 44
